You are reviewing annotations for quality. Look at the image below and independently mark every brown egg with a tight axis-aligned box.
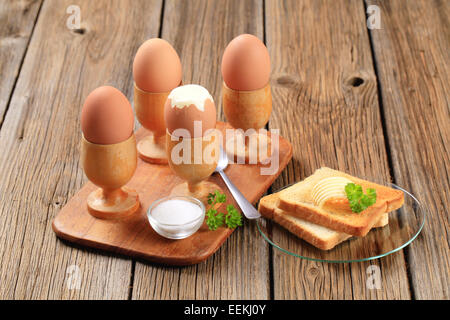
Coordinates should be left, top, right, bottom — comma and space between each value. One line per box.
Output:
81, 86, 134, 145
133, 38, 182, 93
164, 85, 216, 138
221, 34, 271, 91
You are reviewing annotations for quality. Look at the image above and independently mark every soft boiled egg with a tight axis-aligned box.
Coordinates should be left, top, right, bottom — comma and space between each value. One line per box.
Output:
133, 38, 182, 93
81, 86, 134, 145
221, 34, 270, 91
164, 84, 216, 138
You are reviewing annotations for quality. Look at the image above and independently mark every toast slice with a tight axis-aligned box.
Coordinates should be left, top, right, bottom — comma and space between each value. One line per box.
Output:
258, 193, 388, 250
278, 167, 404, 236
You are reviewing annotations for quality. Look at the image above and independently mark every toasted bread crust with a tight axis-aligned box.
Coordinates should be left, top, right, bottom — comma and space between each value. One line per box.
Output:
258, 195, 351, 250
272, 211, 352, 250
259, 194, 387, 249
257, 168, 404, 249
277, 167, 404, 236
278, 200, 387, 236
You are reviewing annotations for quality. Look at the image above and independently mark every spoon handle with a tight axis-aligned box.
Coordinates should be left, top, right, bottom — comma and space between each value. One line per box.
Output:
218, 170, 261, 219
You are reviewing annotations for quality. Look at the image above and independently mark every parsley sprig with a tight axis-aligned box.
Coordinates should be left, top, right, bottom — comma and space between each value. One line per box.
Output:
345, 183, 377, 213
206, 191, 242, 230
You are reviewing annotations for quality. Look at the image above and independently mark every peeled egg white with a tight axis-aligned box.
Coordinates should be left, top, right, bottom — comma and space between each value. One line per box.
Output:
164, 84, 216, 138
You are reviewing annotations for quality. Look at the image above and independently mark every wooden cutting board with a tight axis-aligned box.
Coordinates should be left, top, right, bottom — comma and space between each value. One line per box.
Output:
52, 122, 292, 265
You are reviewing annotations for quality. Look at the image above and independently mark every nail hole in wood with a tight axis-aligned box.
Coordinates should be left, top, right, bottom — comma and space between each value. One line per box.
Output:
72, 28, 86, 35
348, 77, 364, 87
18, 128, 25, 141
276, 75, 299, 88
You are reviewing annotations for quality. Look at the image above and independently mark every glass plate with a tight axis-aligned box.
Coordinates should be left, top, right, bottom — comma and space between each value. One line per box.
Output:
256, 183, 426, 263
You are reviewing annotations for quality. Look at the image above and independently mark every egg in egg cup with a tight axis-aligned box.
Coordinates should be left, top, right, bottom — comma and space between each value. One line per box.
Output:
221, 34, 272, 164
133, 38, 183, 164
80, 86, 140, 219
164, 85, 222, 205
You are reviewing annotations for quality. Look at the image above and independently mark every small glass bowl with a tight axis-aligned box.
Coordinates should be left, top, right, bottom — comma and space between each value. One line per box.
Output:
147, 195, 205, 240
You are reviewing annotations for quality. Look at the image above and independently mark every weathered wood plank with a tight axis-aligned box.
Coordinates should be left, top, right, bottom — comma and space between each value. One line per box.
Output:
0, 0, 163, 299
265, 0, 411, 299
367, 0, 449, 300
131, 0, 270, 299
0, 0, 42, 125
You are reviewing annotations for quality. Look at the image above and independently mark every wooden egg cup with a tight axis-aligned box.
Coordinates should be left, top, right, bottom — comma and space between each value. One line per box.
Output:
222, 82, 272, 164
166, 130, 221, 205
81, 134, 140, 219
134, 83, 170, 164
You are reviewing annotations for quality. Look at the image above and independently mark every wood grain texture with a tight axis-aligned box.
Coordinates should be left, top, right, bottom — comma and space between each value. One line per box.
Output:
131, 0, 270, 299
53, 122, 292, 265
367, 0, 449, 299
265, 0, 411, 299
0, 0, 163, 299
1, 0, 446, 300
0, 0, 42, 125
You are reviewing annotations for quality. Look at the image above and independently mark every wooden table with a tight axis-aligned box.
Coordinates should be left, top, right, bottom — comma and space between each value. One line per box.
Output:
0, 0, 448, 300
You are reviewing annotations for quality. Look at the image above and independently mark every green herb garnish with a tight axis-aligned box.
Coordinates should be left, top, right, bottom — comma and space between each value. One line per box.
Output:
345, 183, 377, 213
225, 205, 242, 229
206, 191, 242, 230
